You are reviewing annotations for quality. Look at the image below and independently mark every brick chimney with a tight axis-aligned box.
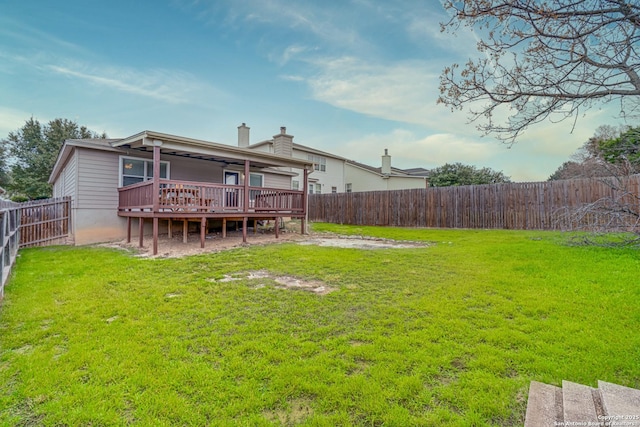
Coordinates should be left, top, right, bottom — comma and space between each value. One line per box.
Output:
238, 123, 250, 148
273, 126, 293, 157
381, 148, 391, 175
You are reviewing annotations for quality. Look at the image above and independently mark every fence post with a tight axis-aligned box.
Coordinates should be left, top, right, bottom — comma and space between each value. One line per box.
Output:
1, 207, 21, 301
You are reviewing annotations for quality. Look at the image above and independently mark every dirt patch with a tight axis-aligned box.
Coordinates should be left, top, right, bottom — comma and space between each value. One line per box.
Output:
263, 397, 314, 425
98, 222, 430, 258
101, 228, 305, 258
299, 234, 428, 249
211, 270, 334, 295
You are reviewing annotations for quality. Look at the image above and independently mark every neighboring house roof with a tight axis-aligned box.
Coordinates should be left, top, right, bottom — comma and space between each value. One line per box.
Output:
50, 131, 314, 184
250, 139, 349, 162
400, 167, 431, 177
346, 160, 430, 179
250, 137, 430, 178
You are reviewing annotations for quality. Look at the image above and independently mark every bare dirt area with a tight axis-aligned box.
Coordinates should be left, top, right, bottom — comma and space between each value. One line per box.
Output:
99, 222, 430, 258
102, 228, 305, 258
211, 270, 334, 295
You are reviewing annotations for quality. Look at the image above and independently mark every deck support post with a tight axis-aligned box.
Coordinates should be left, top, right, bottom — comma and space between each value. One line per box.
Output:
254, 219, 257, 234
242, 217, 248, 243
168, 218, 172, 238
183, 220, 188, 243
153, 217, 158, 255
222, 218, 227, 238
200, 217, 206, 248
275, 217, 279, 239
127, 217, 132, 243
139, 218, 144, 247
302, 167, 310, 234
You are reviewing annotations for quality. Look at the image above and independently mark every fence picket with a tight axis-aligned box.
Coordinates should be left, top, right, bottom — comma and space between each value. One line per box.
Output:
309, 176, 640, 231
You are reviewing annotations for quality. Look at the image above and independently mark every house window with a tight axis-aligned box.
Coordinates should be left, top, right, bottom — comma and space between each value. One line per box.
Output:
292, 180, 299, 191
345, 183, 352, 193
120, 156, 169, 187
315, 183, 322, 194
249, 173, 263, 187
307, 154, 326, 172
331, 186, 337, 193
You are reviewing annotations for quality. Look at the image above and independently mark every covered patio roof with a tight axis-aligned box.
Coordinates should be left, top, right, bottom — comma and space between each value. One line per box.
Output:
112, 130, 314, 170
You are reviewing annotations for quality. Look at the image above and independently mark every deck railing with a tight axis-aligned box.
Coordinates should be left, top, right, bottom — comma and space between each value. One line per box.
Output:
118, 179, 305, 215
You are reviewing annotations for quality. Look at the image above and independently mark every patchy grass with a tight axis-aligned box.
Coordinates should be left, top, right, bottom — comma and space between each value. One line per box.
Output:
1, 224, 639, 426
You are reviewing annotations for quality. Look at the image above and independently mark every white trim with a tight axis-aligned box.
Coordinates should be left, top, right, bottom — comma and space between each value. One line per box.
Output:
118, 155, 170, 187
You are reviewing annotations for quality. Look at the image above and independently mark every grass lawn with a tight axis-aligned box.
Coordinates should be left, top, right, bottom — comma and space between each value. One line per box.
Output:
1, 224, 639, 426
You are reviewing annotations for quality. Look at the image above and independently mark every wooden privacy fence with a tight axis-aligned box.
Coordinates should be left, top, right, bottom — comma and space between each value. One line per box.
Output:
19, 197, 71, 248
309, 175, 640, 231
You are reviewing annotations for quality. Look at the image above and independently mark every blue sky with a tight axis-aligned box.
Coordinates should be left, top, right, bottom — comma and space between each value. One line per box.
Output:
0, 0, 626, 181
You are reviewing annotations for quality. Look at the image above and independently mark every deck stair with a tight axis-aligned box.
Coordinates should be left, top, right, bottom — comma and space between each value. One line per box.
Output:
525, 380, 640, 426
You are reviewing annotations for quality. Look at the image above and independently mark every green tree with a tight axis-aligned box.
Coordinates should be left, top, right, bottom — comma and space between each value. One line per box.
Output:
0, 140, 11, 190
3, 118, 106, 199
598, 127, 640, 174
548, 125, 640, 180
428, 162, 511, 187
439, 1, 640, 143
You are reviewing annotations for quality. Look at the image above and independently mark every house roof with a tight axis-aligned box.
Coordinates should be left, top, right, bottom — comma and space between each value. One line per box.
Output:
250, 138, 430, 178
346, 159, 430, 179
112, 131, 315, 169
249, 139, 349, 161
49, 139, 123, 183
49, 131, 314, 184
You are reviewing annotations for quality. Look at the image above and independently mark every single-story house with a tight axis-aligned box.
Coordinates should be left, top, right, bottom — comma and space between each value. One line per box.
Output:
49, 128, 314, 254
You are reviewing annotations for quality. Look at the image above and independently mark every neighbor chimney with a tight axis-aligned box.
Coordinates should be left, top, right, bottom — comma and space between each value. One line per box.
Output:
238, 123, 250, 148
273, 126, 293, 157
381, 148, 391, 175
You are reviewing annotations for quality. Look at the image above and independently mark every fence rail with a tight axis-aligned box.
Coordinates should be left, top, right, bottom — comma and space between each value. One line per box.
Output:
309, 175, 640, 231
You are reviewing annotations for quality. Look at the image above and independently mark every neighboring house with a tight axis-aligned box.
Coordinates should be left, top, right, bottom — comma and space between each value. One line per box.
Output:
238, 124, 429, 194
49, 130, 314, 253
345, 150, 430, 192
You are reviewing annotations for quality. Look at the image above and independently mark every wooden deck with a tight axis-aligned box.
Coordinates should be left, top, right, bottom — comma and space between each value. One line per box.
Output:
118, 179, 307, 255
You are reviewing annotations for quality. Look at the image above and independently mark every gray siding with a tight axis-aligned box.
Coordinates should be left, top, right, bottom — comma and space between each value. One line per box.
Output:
52, 150, 77, 199
64, 151, 78, 198
76, 148, 119, 209
264, 173, 291, 189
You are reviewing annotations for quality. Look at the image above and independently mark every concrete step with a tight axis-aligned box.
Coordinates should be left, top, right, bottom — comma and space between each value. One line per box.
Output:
525, 380, 640, 426
562, 380, 601, 423
598, 380, 640, 417
524, 381, 563, 427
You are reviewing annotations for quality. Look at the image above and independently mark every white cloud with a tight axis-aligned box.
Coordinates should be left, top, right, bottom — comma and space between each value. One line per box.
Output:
269, 44, 310, 65
0, 17, 90, 56
305, 57, 446, 125
340, 128, 503, 170
46, 63, 226, 106
332, 125, 602, 182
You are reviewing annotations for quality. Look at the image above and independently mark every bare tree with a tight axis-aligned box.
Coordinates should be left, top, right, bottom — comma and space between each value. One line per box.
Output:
555, 173, 640, 245
439, 1, 640, 143
548, 124, 633, 179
